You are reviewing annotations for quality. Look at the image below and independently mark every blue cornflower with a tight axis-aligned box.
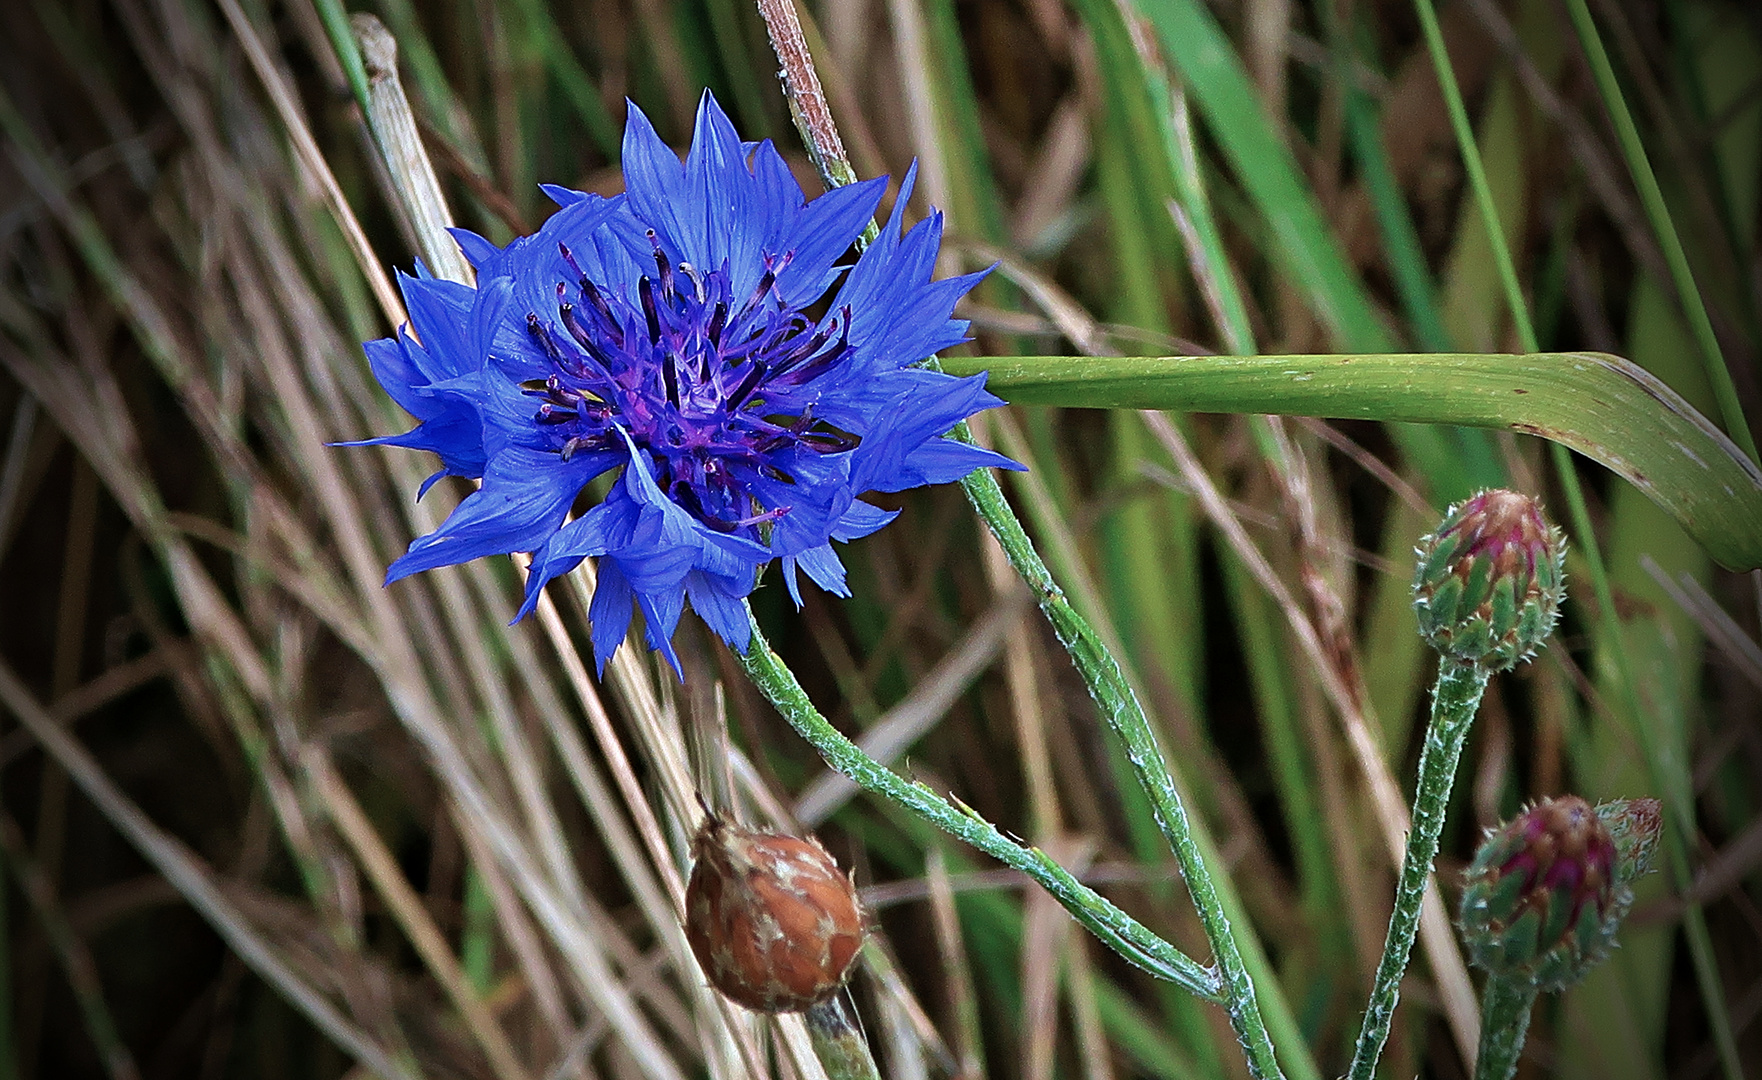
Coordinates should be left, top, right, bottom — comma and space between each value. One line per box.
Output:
351, 92, 1019, 674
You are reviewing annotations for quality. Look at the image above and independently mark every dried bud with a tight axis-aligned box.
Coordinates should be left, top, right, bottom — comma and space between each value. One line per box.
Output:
1414, 489, 1565, 671
1595, 797, 1663, 887
685, 815, 865, 1012
1459, 796, 1627, 991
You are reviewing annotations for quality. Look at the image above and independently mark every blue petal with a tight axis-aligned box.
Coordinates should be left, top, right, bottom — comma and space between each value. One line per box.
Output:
541, 184, 590, 207
337, 410, 487, 483
345, 334, 488, 479
620, 101, 698, 265
401, 272, 479, 380
795, 544, 850, 597
774, 176, 887, 307
836, 160, 916, 300
448, 227, 502, 269
474, 275, 551, 384
636, 585, 687, 677
515, 499, 627, 621
587, 560, 636, 673
749, 140, 805, 255
681, 90, 753, 278
361, 335, 437, 417
831, 500, 899, 542
504, 197, 649, 344
780, 556, 805, 607
685, 570, 751, 652
883, 438, 1021, 490
386, 446, 599, 583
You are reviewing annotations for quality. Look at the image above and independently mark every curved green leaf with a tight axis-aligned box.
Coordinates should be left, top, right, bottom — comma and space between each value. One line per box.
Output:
942, 352, 1762, 571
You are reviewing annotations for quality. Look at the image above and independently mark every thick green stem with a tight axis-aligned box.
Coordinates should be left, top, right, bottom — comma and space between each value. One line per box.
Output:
804, 997, 881, 1080
735, 610, 1220, 1001
1473, 976, 1537, 1080
951, 453, 1284, 1080
1348, 659, 1490, 1080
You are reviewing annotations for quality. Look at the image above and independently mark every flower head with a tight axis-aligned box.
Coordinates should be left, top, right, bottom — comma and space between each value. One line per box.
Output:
350, 93, 1017, 673
1413, 488, 1565, 671
1458, 795, 1651, 991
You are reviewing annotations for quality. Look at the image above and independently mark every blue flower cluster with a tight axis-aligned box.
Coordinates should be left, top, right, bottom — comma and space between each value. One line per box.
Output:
352, 92, 1018, 673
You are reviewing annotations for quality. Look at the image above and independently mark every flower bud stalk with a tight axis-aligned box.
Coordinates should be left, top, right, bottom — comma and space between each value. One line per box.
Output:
1348, 491, 1566, 1080
1347, 660, 1489, 1080
805, 996, 882, 1080
1474, 974, 1538, 1080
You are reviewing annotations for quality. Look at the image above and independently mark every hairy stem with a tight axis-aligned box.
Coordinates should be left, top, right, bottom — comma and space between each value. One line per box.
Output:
735, 608, 1220, 1001
952, 453, 1285, 1080
1348, 659, 1490, 1080
1473, 975, 1537, 1080
745, 0, 1278, 1070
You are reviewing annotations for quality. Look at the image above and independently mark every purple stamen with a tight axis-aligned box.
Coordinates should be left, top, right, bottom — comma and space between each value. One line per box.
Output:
558, 242, 587, 284
639, 278, 662, 343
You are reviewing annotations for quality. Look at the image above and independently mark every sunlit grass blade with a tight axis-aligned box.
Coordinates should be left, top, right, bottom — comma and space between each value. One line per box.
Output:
942, 350, 1762, 570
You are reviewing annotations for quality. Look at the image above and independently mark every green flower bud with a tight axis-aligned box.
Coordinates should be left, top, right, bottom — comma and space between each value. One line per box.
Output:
1459, 795, 1650, 992
1414, 489, 1565, 671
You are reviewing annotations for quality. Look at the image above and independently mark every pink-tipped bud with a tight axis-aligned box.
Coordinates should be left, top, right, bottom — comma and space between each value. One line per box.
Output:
1459, 795, 1636, 990
1414, 489, 1565, 671
685, 815, 865, 1012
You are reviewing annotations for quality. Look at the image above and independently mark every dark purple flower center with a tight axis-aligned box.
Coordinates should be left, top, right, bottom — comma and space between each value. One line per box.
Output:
522, 237, 859, 535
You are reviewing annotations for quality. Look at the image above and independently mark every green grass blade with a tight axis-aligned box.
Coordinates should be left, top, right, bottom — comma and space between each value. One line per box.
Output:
1565, 0, 1756, 463
313, 0, 372, 112
1415, 3, 1745, 1073
943, 351, 1762, 569
1121, 0, 1498, 501
1124, 0, 1387, 352
504, 0, 622, 159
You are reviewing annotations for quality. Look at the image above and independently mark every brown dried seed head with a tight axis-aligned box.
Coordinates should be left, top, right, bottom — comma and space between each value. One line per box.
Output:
684, 815, 865, 1012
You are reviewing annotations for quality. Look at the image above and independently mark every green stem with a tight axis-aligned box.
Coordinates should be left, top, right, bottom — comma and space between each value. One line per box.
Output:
1473, 976, 1538, 1080
1347, 659, 1490, 1080
951, 450, 1284, 1080
804, 997, 881, 1080
311, 0, 372, 115
734, 609, 1220, 1002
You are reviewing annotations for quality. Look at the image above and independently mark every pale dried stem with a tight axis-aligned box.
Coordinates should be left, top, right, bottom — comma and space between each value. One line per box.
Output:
4, 9, 705, 1080
0, 809, 142, 1080
307, 749, 537, 1080
215, 0, 404, 329
0, 658, 418, 1080
337, 17, 780, 1074
927, 848, 986, 1080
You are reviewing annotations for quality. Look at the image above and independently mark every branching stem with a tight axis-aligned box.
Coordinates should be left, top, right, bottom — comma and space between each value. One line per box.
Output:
735, 609, 1220, 1002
